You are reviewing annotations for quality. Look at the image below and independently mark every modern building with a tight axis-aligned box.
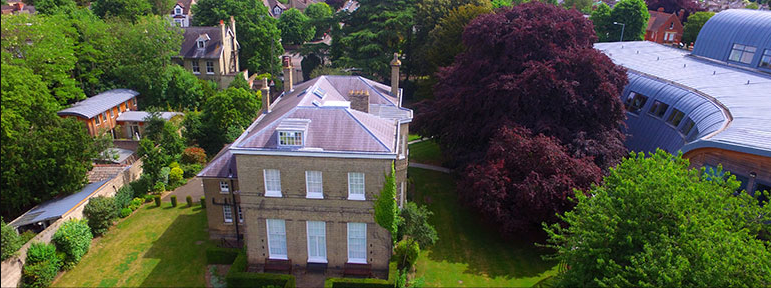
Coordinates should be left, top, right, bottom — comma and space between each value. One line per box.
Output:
595, 9, 771, 195
198, 55, 411, 277
174, 17, 241, 88
169, 0, 197, 27
645, 8, 684, 45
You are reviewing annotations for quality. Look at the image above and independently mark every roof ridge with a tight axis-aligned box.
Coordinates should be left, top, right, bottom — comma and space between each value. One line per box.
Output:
357, 76, 396, 106
344, 108, 391, 152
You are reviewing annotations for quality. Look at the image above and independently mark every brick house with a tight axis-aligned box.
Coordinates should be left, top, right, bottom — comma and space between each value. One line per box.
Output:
199, 55, 411, 278
174, 17, 241, 88
169, 0, 196, 27
645, 8, 684, 44
1, 1, 35, 15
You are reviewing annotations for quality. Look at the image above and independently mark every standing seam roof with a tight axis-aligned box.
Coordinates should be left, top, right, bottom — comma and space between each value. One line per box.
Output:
692, 9, 771, 70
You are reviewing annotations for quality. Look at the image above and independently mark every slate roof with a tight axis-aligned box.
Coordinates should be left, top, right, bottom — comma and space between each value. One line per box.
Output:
595, 41, 771, 157
199, 75, 413, 177
179, 27, 223, 59
9, 180, 109, 228
172, 0, 195, 16
57, 89, 138, 119
647, 10, 676, 31
116, 111, 183, 122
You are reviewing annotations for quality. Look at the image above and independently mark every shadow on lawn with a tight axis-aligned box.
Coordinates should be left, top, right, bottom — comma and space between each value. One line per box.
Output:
139, 208, 211, 287
410, 167, 556, 280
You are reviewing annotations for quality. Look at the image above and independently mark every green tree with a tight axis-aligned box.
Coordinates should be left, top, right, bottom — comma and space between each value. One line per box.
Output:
682, 11, 714, 45
149, 0, 176, 15
746, 2, 759, 9
304, 2, 333, 39
91, 0, 152, 22
397, 202, 438, 248
51, 219, 92, 269
333, 0, 415, 80
1, 218, 23, 261
590, 2, 613, 42
165, 65, 205, 110
609, 0, 649, 41
192, 0, 284, 75
562, 0, 592, 13
198, 87, 261, 154
35, 0, 77, 15
426, 3, 492, 72
83, 196, 117, 236
228, 72, 250, 90
491, 0, 513, 8
374, 163, 398, 242
278, 8, 315, 45
68, 9, 121, 97
544, 150, 771, 287
138, 138, 170, 183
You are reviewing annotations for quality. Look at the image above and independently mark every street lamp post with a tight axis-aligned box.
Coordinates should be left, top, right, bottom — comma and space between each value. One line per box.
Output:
613, 22, 626, 42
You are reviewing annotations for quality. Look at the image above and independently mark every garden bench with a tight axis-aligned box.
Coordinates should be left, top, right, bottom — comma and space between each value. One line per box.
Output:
343, 263, 372, 278
264, 258, 292, 274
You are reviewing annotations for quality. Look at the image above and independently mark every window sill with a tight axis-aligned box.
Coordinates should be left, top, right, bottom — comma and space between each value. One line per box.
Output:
224, 221, 233, 224
306, 194, 323, 199
220, 191, 230, 194
347, 260, 367, 264
269, 256, 288, 260
206, 72, 215, 75
348, 195, 365, 201
265, 192, 282, 198
308, 258, 328, 264
193, 72, 201, 75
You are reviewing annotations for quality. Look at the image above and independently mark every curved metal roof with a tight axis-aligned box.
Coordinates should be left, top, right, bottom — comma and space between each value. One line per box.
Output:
57, 89, 139, 119
595, 41, 771, 158
692, 9, 771, 70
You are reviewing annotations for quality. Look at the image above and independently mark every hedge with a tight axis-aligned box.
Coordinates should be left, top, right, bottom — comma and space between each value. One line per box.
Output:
22, 260, 60, 288
51, 219, 92, 269
323, 262, 397, 288
83, 196, 116, 236
200, 196, 206, 208
1, 219, 23, 261
171, 195, 178, 207
205, 247, 240, 264
226, 252, 296, 288
186, 195, 193, 207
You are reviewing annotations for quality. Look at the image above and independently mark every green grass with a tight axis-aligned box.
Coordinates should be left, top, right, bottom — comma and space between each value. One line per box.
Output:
53, 203, 214, 287
408, 140, 444, 166
408, 134, 422, 142
410, 167, 558, 287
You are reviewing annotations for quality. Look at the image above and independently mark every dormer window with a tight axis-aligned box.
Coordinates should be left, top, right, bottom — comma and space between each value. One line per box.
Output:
197, 40, 205, 49
276, 118, 311, 148
273, 6, 282, 16
174, 6, 183, 15
196, 34, 210, 49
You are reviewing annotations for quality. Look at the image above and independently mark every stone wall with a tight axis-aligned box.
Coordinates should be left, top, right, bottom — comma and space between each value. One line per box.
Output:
0, 160, 142, 287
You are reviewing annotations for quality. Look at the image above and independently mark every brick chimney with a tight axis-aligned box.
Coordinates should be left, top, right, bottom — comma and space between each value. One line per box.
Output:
282, 56, 293, 92
390, 53, 401, 99
349, 90, 369, 113
678, 9, 685, 22
657, 7, 665, 12
261, 77, 271, 114
14, 2, 24, 10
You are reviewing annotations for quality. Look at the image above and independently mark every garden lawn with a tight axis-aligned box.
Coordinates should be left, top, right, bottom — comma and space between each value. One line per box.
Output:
410, 167, 558, 287
53, 203, 214, 287
408, 140, 444, 166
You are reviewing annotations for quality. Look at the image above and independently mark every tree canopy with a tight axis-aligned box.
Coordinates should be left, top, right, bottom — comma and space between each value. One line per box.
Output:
682, 11, 714, 45
304, 2, 333, 39
592, 0, 650, 42
188, 87, 261, 155
545, 150, 771, 287
193, 0, 284, 75
590, 2, 613, 42
645, 0, 703, 22
278, 8, 314, 45
91, 0, 152, 22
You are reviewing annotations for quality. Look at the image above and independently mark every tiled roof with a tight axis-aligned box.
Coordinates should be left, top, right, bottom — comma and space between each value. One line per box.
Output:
198, 145, 238, 178
179, 26, 224, 59
647, 11, 675, 31
57, 89, 138, 119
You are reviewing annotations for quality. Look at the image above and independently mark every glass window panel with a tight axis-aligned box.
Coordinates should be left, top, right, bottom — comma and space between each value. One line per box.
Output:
648, 100, 669, 118
306, 171, 323, 198
307, 221, 326, 261
348, 172, 365, 200
267, 219, 287, 258
264, 169, 281, 196
223, 205, 233, 223
679, 118, 695, 135
347, 223, 367, 263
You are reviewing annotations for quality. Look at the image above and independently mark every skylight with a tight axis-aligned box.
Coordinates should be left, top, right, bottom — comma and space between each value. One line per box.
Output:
313, 88, 326, 98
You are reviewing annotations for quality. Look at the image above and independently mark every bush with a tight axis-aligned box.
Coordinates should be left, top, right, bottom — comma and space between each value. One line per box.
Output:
25, 242, 59, 266
20, 230, 36, 244
143, 194, 155, 203
120, 208, 132, 218
154, 196, 161, 207
169, 167, 184, 186
181, 147, 207, 164
160, 167, 171, 184
186, 195, 193, 207
324, 278, 392, 288
22, 259, 60, 288
170, 195, 177, 207
1, 219, 23, 261
129, 176, 153, 197
169, 161, 180, 169
83, 196, 116, 236
397, 202, 438, 248
181, 163, 203, 178
51, 219, 92, 269
394, 238, 420, 271
153, 182, 165, 193
128, 198, 143, 211
114, 185, 134, 209
226, 252, 296, 288
205, 247, 240, 264
200, 196, 206, 208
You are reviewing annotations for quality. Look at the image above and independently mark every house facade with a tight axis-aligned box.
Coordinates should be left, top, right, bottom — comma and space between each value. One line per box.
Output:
169, 0, 197, 27
199, 55, 411, 278
57, 89, 140, 138
263, 0, 322, 18
645, 8, 684, 44
175, 17, 240, 88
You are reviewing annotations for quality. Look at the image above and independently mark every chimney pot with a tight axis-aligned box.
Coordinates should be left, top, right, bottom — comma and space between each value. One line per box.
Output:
658, 7, 665, 12
349, 89, 369, 113
390, 53, 401, 102
282, 56, 293, 92
261, 77, 271, 114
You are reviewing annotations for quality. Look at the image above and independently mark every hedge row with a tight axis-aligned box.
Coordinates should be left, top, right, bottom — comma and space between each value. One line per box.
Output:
324, 277, 392, 288
226, 252, 296, 288
205, 247, 240, 264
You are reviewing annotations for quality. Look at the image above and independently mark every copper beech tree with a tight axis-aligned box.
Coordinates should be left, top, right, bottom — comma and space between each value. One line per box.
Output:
414, 2, 628, 234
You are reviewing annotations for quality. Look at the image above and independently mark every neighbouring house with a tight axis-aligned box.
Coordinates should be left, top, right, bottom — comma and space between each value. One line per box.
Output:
263, 0, 321, 18
169, 0, 197, 27
595, 9, 771, 199
174, 17, 242, 88
645, 8, 684, 45
1, 0, 35, 15
57, 89, 182, 139
198, 54, 412, 278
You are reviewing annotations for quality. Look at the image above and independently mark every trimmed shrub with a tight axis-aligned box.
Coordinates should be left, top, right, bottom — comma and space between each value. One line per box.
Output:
186, 195, 193, 207
181, 147, 207, 164
169, 161, 180, 169
154, 196, 161, 207
83, 196, 116, 236
324, 278, 392, 288
170, 195, 178, 207
200, 196, 206, 208
120, 208, 132, 218
25, 242, 60, 266
128, 198, 143, 211
226, 252, 296, 288
153, 181, 166, 193
143, 194, 155, 203
22, 259, 60, 288
394, 238, 420, 270
205, 247, 240, 264
181, 163, 203, 178
169, 167, 184, 186
52, 219, 92, 269
1, 219, 23, 261
130, 175, 153, 197
114, 185, 134, 209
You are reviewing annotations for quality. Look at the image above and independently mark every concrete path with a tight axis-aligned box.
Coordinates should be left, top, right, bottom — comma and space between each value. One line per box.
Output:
407, 137, 431, 145
409, 162, 451, 173
164, 177, 203, 200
